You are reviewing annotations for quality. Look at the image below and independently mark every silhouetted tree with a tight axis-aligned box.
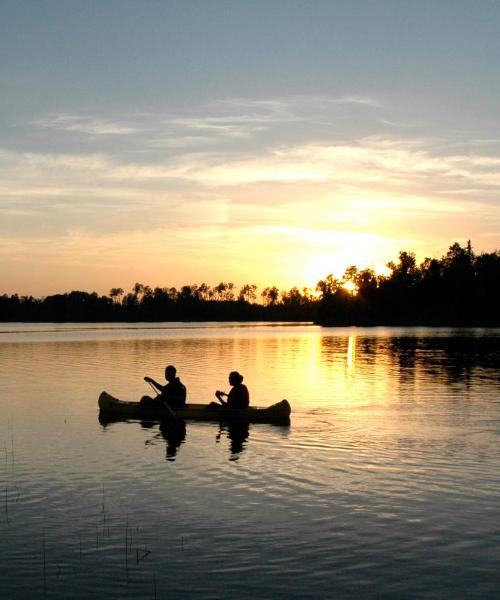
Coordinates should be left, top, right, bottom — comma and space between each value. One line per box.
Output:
261, 286, 279, 306
239, 284, 258, 303
109, 287, 124, 303
214, 282, 227, 300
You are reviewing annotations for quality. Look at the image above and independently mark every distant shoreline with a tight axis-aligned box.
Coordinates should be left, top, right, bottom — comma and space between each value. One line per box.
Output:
2, 242, 499, 327
1, 318, 499, 327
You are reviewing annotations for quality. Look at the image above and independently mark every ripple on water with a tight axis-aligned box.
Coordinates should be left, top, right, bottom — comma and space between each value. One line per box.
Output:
1, 325, 500, 598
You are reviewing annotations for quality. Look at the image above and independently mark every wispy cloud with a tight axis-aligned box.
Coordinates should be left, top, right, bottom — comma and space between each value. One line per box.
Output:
30, 93, 381, 148
214, 94, 381, 111
169, 116, 266, 139
107, 136, 500, 197
33, 114, 142, 136
3, 135, 500, 206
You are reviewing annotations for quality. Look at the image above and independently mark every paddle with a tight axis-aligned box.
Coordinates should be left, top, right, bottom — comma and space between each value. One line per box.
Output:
146, 379, 178, 421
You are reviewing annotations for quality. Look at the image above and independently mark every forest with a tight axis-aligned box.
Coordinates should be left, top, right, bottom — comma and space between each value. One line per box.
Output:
1, 242, 499, 326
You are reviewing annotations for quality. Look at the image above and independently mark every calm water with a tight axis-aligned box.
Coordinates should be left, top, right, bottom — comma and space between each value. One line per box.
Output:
1, 323, 499, 599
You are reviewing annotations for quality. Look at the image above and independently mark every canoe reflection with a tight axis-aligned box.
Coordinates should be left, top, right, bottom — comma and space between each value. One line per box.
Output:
98, 414, 289, 461
98, 413, 187, 461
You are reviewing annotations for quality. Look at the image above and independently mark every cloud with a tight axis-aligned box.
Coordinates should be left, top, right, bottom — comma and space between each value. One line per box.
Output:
146, 135, 215, 149
214, 94, 381, 111
113, 136, 500, 199
169, 116, 266, 139
29, 93, 381, 149
3, 107, 500, 290
3, 133, 500, 211
4, 92, 500, 294
33, 114, 142, 136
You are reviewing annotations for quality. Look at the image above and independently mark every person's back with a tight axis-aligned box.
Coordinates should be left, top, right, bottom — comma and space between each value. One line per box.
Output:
141, 365, 186, 408
213, 370, 250, 410
161, 376, 186, 408
226, 382, 249, 409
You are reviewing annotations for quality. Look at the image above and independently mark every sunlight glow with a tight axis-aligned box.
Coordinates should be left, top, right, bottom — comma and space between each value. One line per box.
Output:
342, 281, 357, 294
2, 118, 498, 295
299, 230, 399, 291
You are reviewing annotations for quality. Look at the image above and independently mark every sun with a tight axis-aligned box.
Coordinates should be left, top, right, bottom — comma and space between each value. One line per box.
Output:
303, 255, 346, 288
342, 280, 357, 294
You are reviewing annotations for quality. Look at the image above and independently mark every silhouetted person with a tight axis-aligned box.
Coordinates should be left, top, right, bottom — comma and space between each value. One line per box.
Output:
141, 365, 187, 409
214, 371, 249, 409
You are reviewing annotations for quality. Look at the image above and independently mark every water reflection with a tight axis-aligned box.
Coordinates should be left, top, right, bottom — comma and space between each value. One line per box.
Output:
384, 334, 500, 385
216, 421, 250, 460
320, 330, 500, 385
2, 325, 500, 599
346, 331, 356, 372
159, 419, 187, 461
98, 415, 254, 461
98, 414, 188, 461
98, 412, 292, 465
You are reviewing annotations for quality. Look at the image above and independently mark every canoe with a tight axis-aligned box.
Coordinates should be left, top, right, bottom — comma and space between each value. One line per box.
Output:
98, 391, 291, 424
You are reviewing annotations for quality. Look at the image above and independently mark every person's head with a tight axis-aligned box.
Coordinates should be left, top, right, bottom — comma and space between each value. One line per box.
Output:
165, 365, 177, 381
229, 371, 244, 386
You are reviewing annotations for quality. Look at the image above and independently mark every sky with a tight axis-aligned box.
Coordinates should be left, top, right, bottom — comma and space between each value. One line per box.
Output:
1, 0, 500, 296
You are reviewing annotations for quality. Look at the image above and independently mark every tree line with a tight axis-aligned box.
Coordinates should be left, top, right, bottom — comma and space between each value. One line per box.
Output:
1, 241, 499, 325
0, 281, 317, 322
316, 241, 499, 326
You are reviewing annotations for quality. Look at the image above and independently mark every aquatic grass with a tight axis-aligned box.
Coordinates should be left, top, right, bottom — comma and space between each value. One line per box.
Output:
125, 512, 130, 571
9, 418, 14, 455
3, 486, 21, 523
42, 529, 46, 592
2, 420, 16, 472
7, 418, 15, 470
136, 545, 151, 563
103, 510, 111, 538
8, 491, 162, 597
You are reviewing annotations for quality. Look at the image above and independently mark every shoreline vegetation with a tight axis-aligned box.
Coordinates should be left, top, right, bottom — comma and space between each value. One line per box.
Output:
1, 242, 499, 326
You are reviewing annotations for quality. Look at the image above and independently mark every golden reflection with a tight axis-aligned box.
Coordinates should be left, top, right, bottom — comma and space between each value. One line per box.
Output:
319, 333, 394, 409
346, 331, 356, 373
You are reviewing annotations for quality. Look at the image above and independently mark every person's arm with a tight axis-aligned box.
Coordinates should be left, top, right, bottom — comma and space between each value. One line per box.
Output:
144, 376, 164, 393
215, 390, 227, 405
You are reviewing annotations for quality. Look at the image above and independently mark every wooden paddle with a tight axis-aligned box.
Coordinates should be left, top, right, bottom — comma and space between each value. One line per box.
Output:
146, 380, 178, 420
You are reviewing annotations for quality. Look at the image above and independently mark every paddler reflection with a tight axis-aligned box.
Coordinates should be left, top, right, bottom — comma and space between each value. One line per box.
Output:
216, 421, 250, 459
159, 418, 187, 461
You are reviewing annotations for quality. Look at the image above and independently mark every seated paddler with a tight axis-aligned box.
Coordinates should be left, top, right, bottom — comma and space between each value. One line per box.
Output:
141, 365, 187, 409
214, 371, 249, 409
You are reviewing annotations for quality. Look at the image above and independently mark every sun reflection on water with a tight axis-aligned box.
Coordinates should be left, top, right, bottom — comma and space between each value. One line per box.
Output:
346, 331, 356, 373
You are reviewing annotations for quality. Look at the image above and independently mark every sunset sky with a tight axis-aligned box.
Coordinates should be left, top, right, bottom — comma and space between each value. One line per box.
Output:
1, 1, 500, 296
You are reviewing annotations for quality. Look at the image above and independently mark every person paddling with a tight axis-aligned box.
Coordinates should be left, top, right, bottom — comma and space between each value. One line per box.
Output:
214, 371, 249, 409
141, 365, 187, 409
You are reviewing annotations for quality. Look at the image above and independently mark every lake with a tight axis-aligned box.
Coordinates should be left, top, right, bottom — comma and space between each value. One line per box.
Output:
1, 323, 499, 599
